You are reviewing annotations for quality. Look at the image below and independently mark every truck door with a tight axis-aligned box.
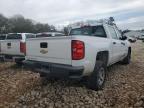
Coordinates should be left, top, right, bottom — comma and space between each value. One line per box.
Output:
108, 26, 122, 63
115, 28, 128, 58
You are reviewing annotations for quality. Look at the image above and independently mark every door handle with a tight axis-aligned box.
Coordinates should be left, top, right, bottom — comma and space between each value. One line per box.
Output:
113, 42, 116, 44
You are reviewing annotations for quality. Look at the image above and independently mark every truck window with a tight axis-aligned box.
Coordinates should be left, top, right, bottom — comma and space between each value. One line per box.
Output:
36, 34, 52, 38
70, 27, 92, 36
109, 27, 119, 39
115, 29, 122, 39
92, 26, 106, 38
26, 34, 35, 38
70, 26, 107, 38
7, 34, 22, 40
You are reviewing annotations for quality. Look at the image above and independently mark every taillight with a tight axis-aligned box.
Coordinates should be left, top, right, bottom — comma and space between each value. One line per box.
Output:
72, 40, 85, 60
20, 42, 26, 55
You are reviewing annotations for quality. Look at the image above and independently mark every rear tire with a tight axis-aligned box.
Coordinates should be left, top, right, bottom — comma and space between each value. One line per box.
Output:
87, 61, 106, 91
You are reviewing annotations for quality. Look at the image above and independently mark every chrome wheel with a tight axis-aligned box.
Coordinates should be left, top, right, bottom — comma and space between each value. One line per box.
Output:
98, 67, 105, 86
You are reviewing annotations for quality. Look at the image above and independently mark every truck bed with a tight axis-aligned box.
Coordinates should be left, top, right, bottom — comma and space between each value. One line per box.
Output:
25, 36, 72, 65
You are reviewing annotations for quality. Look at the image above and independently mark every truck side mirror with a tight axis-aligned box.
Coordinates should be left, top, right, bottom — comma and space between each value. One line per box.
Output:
120, 36, 127, 40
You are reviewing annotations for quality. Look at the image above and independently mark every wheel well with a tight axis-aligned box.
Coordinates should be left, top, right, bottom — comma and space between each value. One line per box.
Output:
96, 51, 109, 66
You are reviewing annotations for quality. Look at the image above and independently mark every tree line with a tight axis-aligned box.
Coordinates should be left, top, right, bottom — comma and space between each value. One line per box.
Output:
0, 14, 56, 34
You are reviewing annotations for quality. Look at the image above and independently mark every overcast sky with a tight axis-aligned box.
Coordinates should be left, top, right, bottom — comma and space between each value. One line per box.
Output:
0, 0, 144, 30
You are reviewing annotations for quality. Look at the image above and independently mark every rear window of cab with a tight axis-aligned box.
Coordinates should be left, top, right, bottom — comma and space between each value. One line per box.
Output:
70, 26, 107, 38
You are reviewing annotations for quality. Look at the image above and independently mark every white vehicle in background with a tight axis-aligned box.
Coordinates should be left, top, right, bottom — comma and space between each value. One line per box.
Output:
138, 35, 144, 40
24, 19, 131, 90
127, 36, 137, 43
36, 32, 65, 38
140, 35, 144, 42
0, 33, 35, 64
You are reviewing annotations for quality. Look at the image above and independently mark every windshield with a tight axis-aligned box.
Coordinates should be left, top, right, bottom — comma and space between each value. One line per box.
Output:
70, 26, 107, 38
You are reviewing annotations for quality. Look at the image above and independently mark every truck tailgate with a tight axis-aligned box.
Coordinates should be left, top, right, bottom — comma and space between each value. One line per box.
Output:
26, 37, 72, 65
1, 40, 23, 55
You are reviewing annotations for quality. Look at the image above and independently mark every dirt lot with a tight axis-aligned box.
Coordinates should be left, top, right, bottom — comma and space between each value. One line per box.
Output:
0, 41, 144, 108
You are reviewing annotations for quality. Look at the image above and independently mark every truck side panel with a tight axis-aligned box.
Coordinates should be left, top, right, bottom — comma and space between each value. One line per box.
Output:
71, 36, 111, 76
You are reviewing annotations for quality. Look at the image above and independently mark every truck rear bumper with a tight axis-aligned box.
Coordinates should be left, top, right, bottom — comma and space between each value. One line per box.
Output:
0, 54, 25, 62
23, 60, 84, 79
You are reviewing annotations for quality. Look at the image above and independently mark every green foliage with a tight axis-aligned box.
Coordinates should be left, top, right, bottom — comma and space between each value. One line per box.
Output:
0, 14, 56, 33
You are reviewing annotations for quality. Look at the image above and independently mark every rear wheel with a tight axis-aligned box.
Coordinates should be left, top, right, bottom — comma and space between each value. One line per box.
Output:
87, 61, 106, 90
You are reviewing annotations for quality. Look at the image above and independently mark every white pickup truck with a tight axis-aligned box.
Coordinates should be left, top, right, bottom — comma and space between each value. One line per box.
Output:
24, 21, 131, 90
0, 33, 35, 64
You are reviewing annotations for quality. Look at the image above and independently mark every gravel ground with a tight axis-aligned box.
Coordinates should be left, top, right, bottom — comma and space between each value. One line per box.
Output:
0, 41, 144, 108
